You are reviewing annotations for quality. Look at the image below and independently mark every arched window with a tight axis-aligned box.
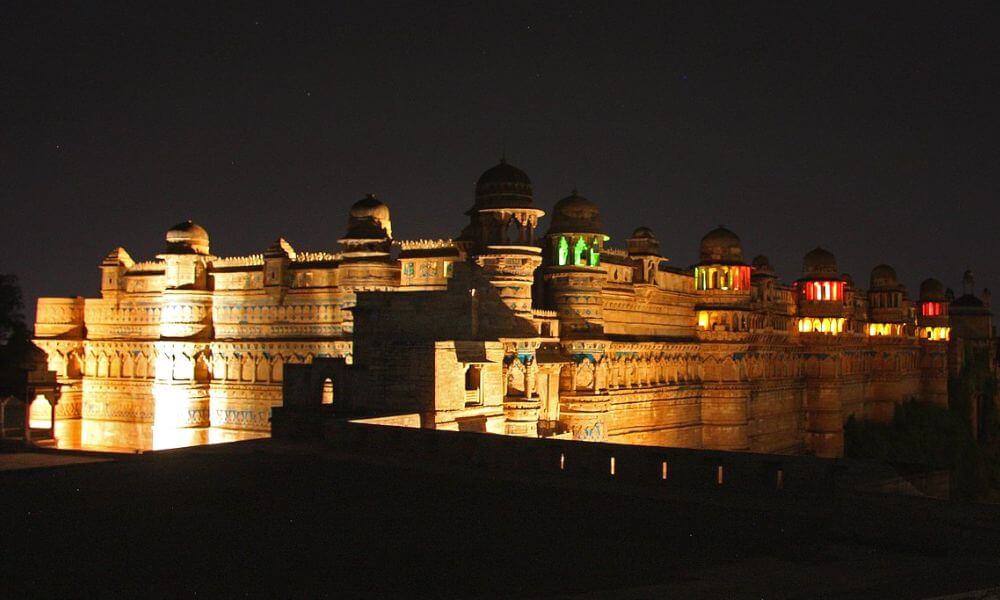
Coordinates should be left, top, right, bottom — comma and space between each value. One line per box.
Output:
573, 237, 587, 266
557, 237, 569, 266
505, 218, 520, 243
322, 378, 334, 405
589, 240, 600, 266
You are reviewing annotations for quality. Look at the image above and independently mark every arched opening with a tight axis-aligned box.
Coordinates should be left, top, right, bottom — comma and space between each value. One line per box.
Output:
573, 237, 587, 266
465, 365, 482, 407
505, 218, 520, 243
321, 378, 334, 405
557, 236, 569, 265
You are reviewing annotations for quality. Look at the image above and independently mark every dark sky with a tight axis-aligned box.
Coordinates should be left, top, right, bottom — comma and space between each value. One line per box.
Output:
3, 2, 999, 316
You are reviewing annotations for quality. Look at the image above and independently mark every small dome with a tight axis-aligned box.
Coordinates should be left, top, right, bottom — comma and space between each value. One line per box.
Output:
627, 226, 659, 256
842, 272, 855, 288
344, 194, 392, 240
870, 264, 901, 290
350, 194, 390, 221
165, 220, 210, 255
751, 254, 775, 275
474, 159, 533, 209
919, 278, 945, 302
802, 247, 838, 278
546, 191, 605, 236
699, 226, 743, 264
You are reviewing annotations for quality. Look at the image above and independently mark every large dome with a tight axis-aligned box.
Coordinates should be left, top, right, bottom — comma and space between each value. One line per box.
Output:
165, 220, 210, 255
545, 191, 605, 236
919, 278, 945, 301
344, 194, 392, 239
802, 247, 838, 278
699, 226, 743, 264
473, 159, 534, 209
870, 264, 901, 290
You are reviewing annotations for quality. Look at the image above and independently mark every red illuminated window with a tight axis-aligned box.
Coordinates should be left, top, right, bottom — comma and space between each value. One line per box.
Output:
802, 280, 843, 301
921, 302, 946, 317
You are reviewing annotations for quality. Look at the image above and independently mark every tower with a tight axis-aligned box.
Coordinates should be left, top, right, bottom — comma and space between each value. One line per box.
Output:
337, 194, 400, 335
464, 161, 546, 436
541, 191, 611, 440
917, 278, 950, 406
795, 247, 852, 456
865, 264, 918, 422
694, 226, 753, 451
154, 221, 215, 431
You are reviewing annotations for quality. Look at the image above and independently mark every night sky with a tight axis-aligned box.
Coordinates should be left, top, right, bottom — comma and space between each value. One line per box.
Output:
4, 3, 999, 316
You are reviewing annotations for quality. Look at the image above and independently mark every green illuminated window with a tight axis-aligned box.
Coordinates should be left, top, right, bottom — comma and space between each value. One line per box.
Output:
573, 237, 587, 266
557, 237, 569, 266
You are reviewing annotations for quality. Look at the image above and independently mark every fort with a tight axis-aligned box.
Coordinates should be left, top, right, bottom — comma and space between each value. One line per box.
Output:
31, 160, 996, 456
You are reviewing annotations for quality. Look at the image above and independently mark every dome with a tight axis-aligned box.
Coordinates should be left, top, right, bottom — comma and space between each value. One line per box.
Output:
842, 272, 855, 288
869, 264, 901, 290
627, 226, 659, 256
546, 191, 605, 237
698, 226, 743, 264
350, 194, 390, 222
344, 194, 392, 240
473, 159, 533, 210
751, 254, 775, 275
802, 247, 838, 278
919, 278, 945, 302
165, 220, 210, 255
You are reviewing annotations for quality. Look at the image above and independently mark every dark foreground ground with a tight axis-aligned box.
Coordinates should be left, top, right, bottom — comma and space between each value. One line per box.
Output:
3, 440, 1000, 599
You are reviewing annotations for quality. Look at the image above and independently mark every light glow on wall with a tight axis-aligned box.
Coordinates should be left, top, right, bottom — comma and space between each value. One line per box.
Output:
868, 323, 905, 337
797, 317, 845, 335
921, 326, 950, 341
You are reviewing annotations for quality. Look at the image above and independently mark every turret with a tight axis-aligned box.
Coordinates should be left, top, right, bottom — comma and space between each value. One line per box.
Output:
795, 247, 847, 335
100, 247, 134, 298
464, 161, 544, 337
263, 238, 295, 298
917, 278, 949, 341
867, 264, 909, 337
542, 191, 609, 337
693, 226, 751, 332
627, 227, 663, 284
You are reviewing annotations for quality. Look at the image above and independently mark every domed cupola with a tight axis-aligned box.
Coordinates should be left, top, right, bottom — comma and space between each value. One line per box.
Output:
165, 220, 211, 255
694, 226, 749, 291
699, 226, 744, 265
464, 160, 544, 249
344, 194, 392, 240
627, 227, 660, 257
802, 247, 838, 278
751, 254, 775, 278
544, 190, 607, 267
340, 194, 393, 261
918, 277, 949, 328
869, 264, 903, 291
867, 264, 909, 334
473, 159, 534, 210
546, 191, 605, 237
919, 278, 945, 302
